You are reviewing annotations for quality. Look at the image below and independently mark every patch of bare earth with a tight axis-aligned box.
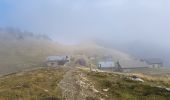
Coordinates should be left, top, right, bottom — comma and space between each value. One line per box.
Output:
58, 68, 100, 100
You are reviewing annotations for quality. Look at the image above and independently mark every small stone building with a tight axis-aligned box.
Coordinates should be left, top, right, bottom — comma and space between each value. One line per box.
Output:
98, 61, 122, 72
75, 58, 87, 66
46, 55, 69, 67
145, 58, 163, 68
98, 61, 115, 71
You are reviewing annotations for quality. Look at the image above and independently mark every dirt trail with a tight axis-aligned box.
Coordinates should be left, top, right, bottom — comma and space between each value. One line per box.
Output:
58, 68, 99, 100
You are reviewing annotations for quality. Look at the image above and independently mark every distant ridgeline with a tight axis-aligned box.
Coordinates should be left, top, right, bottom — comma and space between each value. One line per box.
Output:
0, 27, 51, 41
0, 28, 60, 75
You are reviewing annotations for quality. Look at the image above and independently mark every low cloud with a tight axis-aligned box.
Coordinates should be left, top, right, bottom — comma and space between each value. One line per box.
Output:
0, 0, 170, 65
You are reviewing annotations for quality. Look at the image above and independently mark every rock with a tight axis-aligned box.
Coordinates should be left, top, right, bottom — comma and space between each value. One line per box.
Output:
129, 76, 144, 82
156, 86, 163, 88
103, 88, 109, 92
166, 88, 170, 91
133, 78, 144, 82
155, 86, 170, 92
44, 89, 49, 92
92, 87, 99, 93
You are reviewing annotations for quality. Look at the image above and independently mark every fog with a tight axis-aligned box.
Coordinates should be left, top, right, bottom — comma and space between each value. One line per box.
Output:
0, 0, 170, 66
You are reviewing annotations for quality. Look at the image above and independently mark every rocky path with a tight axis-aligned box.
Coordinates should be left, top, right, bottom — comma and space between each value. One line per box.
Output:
58, 68, 99, 100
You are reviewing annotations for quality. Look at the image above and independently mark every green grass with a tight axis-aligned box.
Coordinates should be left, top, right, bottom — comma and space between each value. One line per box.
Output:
0, 67, 67, 100
130, 68, 170, 75
0, 39, 66, 75
82, 70, 170, 100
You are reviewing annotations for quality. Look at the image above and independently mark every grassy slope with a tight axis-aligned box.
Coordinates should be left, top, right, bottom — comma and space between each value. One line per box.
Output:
0, 67, 67, 100
80, 68, 170, 100
0, 67, 169, 100
129, 68, 170, 75
0, 39, 147, 75
0, 39, 66, 75
70, 42, 148, 68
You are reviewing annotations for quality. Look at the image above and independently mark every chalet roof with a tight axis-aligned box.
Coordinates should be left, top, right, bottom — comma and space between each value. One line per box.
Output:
47, 55, 67, 62
146, 58, 163, 64
98, 61, 115, 68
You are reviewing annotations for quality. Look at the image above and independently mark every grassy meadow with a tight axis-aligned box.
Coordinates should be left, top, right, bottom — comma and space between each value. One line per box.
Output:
80, 68, 170, 100
0, 67, 67, 100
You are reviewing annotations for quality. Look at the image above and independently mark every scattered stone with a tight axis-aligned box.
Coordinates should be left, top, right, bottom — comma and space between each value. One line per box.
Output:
165, 88, 170, 91
155, 86, 170, 92
103, 88, 109, 92
129, 76, 144, 82
156, 86, 163, 88
44, 89, 49, 92
92, 86, 99, 93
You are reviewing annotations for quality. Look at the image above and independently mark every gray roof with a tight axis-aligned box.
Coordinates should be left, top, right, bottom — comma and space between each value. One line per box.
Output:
120, 60, 148, 68
47, 56, 67, 62
146, 58, 163, 64
98, 61, 115, 68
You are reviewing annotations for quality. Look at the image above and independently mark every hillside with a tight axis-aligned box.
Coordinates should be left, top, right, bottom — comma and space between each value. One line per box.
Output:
0, 67, 67, 100
0, 28, 66, 75
79, 68, 170, 100
0, 39, 64, 73
69, 41, 148, 68
0, 28, 148, 75
0, 67, 169, 100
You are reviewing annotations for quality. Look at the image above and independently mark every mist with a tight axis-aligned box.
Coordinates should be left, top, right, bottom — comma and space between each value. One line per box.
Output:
0, 0, 170, 66
1, 1, 170, 99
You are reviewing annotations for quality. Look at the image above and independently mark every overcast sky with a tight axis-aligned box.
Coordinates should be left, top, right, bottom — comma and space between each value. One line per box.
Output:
0, 0, 170, 45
